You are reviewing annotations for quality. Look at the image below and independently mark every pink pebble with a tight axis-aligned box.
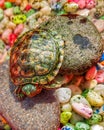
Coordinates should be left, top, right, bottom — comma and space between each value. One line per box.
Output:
95, 70, 104, 83
77, 0, 86, 9
0, 0, 4, 8
4, 8, 13, 17
14, 24, 24, 36
72, 102, 93, 119
85, 0, 96, 9
2, 29, 12, 44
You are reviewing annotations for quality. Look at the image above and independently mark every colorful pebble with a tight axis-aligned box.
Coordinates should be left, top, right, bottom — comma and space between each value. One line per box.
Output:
61, 123, 75, 130
83, 79, 97, 89
91, 124, 104, 130
1, 28, 12, 44
70, 111, 84, 125
4, 2, 12, 8
85, 113, 102, 125
61, 103, 72, 112
85, 66, 97, 80
83, 90, 104, 107
71, 102, 93, 119
64, 2, 78, 13
70, 95, 91, 107
13, 6, 21, 14
25, 9, 36, 17
60, 111, 72, 125
55, 88, 71, 104
14, 24, 24, 36
0, 0, 4, 8
0, 9, 4, 21
12, 14, 27, 24
25, 4, 32, 11
8, 33, 17, 47
94, 84, 104, 98
95, 70, 104, 83
75, 122, 90, 130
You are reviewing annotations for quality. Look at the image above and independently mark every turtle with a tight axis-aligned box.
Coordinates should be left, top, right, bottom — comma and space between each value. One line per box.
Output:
10, 15, 104, 99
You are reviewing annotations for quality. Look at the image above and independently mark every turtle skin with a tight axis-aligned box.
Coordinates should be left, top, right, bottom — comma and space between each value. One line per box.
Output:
10, 29, 64, 99
10, 15, 104, 99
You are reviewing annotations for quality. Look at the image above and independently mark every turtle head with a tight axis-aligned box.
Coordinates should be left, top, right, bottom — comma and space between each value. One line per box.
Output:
22, 84, 42, 97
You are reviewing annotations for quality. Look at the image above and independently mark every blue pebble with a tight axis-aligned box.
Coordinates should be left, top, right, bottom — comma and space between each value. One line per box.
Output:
61, 126, 73, 130
99, 53, 104, 62
51, 2, 62, 11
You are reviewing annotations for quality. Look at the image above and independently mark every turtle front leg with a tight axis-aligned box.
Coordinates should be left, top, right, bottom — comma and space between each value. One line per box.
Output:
14, 86, 25, 100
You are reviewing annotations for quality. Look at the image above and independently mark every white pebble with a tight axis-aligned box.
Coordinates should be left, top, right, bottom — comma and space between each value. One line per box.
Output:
94, 84, 104, 98
61, 102, 72, 112
4, 8, 13, 17
54, 87, 71, 103
91, 124, 104, 130
76, 9, 90, 17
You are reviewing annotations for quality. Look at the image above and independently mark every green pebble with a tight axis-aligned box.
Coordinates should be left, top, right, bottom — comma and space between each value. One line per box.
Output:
0, 9, 4, 21
85, 114, 102, 125
4, 2, 12, 9
13, 6, 21, 14
100, 16, 104, 20
60, 111, 72, 125
0, 39, 5, 50
25, 9, 36, 17
75, 122, 90, 130
12, 14, 27, 24
4, 124, 11, 130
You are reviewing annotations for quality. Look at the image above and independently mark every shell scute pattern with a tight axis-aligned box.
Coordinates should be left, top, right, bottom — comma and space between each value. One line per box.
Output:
10, 29, 64, 86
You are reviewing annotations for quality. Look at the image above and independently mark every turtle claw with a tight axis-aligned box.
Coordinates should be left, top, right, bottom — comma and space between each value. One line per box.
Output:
14, 86, 25, 100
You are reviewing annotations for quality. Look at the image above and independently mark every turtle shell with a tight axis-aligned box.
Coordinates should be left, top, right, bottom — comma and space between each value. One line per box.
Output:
10, 29, 64, 86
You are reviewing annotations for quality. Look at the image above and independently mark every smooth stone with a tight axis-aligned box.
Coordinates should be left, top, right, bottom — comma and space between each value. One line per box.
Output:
0, 62, 60, 130
91, 124, 104, 130
54, 88, 71, 104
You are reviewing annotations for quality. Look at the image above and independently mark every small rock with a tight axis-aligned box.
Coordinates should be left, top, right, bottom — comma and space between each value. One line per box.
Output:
54, 88, 71, 104
4, 8, 13, 17
76, 9, 90, 17
91, 124, 104, 130
61, 103, 72, 112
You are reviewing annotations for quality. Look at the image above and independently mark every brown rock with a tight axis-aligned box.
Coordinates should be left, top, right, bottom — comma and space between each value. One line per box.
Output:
0, 62, 60, 130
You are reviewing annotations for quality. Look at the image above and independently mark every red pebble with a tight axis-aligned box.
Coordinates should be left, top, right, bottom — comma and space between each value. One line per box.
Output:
85, 66, 97, 80
95, 70, 104, 83
25, 4, 32, 11
0, 0, 5, 8
9, 33, 17, 47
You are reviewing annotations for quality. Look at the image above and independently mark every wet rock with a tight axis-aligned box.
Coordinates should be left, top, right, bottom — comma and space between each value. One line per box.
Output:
0, 62, 60, 130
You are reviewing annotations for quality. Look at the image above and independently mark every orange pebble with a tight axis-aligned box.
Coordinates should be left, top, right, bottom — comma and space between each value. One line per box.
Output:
0, 115, 7, 124
85, 66, 97, 80
100, 61, 104, 66
6, 0, 16, 2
